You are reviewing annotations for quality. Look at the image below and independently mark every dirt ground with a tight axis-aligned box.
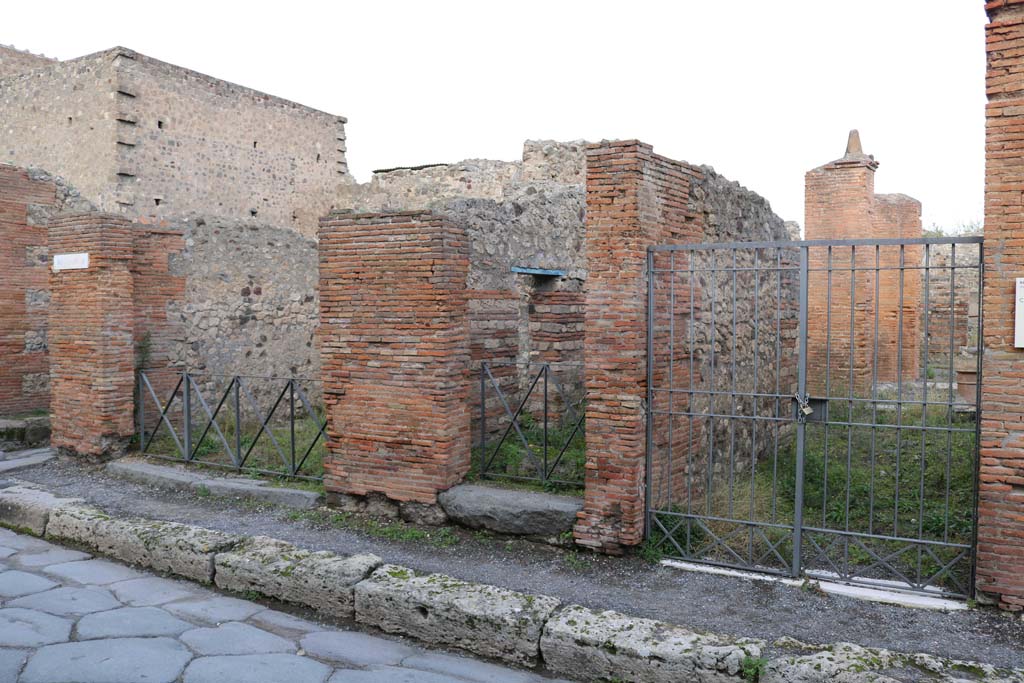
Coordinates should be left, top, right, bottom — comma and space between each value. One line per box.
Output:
13, 456, 1024, 669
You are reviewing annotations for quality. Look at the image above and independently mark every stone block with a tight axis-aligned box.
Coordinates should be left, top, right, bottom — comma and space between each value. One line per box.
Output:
42, 505, 109, 546
195, 478, 321, 509
214, 535, 380, 619
438, 484, 581, 537
540, 604, 763, 683
354, 564, 559, 666
0, 486, 83, 536
105, 460, 206, 491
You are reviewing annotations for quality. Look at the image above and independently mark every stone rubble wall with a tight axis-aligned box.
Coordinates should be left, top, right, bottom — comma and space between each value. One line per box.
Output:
0, 44, 58, 79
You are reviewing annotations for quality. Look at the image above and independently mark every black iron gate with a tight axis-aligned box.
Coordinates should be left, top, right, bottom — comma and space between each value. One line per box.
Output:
644, 237, 982, 598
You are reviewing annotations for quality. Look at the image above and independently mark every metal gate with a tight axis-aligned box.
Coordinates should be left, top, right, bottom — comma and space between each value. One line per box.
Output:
644, 237, 982, 598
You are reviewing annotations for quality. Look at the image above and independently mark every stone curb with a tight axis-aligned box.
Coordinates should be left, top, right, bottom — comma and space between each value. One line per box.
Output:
214, 535, 381, 619
1, 482, 1021, 682
541, 604, 763, 683
105, 459, 322, 509
355, 563, 560, 667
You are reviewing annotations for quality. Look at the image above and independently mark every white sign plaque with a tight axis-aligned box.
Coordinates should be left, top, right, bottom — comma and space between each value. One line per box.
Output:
1017, 278, 1024, 349
53, 253, 89, 271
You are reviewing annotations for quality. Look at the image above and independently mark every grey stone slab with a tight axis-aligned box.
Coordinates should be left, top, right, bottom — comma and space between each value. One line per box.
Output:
43, 558, 145, 585
109, 576, 200, 606
76, 606, 193, 639
438, 484, 582, 537
0, 485, 82, 536
402, 652, 549, 683
327, 667, 469, 683
0, 450, 53, 473
0, 528, 54, 551
165, 595, 264, 624
20, 637, 192, 683
13, 547, 90, 567
0, 608, 72, 647
248, 609, 324, 637
540, 604, 763, 683
0, 546, 15, 559
9, 586, 121, 616
181, 621, 296, 656
106, 460, 207, 490
182, 654, 332, 683
0, 569, 56, 597
354, 565, 559, 667
196, 478, 321, 509
0, 648, 27, 682
300, 630, 416, 667
214, 536, 380, 619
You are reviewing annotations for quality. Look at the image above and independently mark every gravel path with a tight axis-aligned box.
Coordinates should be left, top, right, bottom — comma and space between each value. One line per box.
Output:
15, 457, 1024, 669
0, 528, 570, 682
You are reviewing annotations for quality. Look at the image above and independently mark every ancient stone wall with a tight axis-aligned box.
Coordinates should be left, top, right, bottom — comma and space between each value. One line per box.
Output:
0, 45, 57, 79
0, 47, 349, 235
0, 165, 95, 416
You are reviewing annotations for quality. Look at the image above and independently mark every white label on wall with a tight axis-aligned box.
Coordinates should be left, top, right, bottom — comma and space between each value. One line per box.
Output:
1017, 278, 1024, 349
52, 253, 89, 271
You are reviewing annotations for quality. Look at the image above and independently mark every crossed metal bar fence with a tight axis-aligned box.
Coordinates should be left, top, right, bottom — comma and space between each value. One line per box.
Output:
477, 361, 586, 487
136, 370, 326, 481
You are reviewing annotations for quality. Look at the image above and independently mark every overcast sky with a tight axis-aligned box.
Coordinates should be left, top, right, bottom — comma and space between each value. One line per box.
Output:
5, 1, 985, 230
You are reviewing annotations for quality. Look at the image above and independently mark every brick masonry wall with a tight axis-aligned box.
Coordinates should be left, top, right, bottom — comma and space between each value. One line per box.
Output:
48, 213, 136, 457
577, 141, 704, 553
804, 150, 922, 395
319, 211, 471, 504
979, 0, 1024, 610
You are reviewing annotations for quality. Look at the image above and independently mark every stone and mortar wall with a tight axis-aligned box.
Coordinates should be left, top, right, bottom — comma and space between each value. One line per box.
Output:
0, 164, 95, 416
319, 211, 471, 505
980, 0, 1024, 611
0, 47, 349, 235
0, 44, 57, 79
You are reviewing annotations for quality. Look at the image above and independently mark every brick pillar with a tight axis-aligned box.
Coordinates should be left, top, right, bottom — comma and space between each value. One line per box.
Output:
575, 141, 701, 553
319, 210, 471, 505
48, 213, 135, 457
979, 0, 1024, 610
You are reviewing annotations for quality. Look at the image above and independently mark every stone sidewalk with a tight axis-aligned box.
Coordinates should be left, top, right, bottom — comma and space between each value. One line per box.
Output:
0, 528, 572, 683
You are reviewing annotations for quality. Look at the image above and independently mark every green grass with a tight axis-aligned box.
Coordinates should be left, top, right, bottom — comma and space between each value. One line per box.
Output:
648, 401, 977, 591
282, 508, 461, 548
468, 410, 586, 494
140, 403, 326, 487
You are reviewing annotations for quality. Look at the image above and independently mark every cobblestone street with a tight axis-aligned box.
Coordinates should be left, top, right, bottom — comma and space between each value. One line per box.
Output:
0, 528, 570, 682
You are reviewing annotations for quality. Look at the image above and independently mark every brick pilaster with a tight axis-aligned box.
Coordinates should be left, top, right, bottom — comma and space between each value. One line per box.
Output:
576, 141, 702, 553
978, 0, 1024, 610
48, 213, 135, 457
318, 210, 471, 504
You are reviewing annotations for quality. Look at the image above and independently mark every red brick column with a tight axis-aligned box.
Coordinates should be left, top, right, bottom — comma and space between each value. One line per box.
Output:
48, 213, 135, 457
575, 141, 702, 553
979, 0, 1024, 610
319, 210, 471, 504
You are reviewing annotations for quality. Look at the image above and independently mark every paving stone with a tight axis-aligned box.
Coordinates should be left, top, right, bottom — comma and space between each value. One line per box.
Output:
20, 637, 192, 683
0, 528, 54, 551
13, 547, 90, 567
402, 651, 549, 683
249, 609, 325, 637
0, 647, 27, 681
300, 630, 416, 667
354, 564, 559, 666
0, 608, 72, 647
109, 576, 200, 606
9, 586, 121, 616
0, 450, 53, 473
327, 667, 470, 683
43, 558, 145, 585
0, 546, 16, 559
0, 569, 57, 597
76, 606, 193, 639
165, 595, 264, 624
181, 621, 296, 655
214, 535, 380, 619
182, 654, 332, 683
